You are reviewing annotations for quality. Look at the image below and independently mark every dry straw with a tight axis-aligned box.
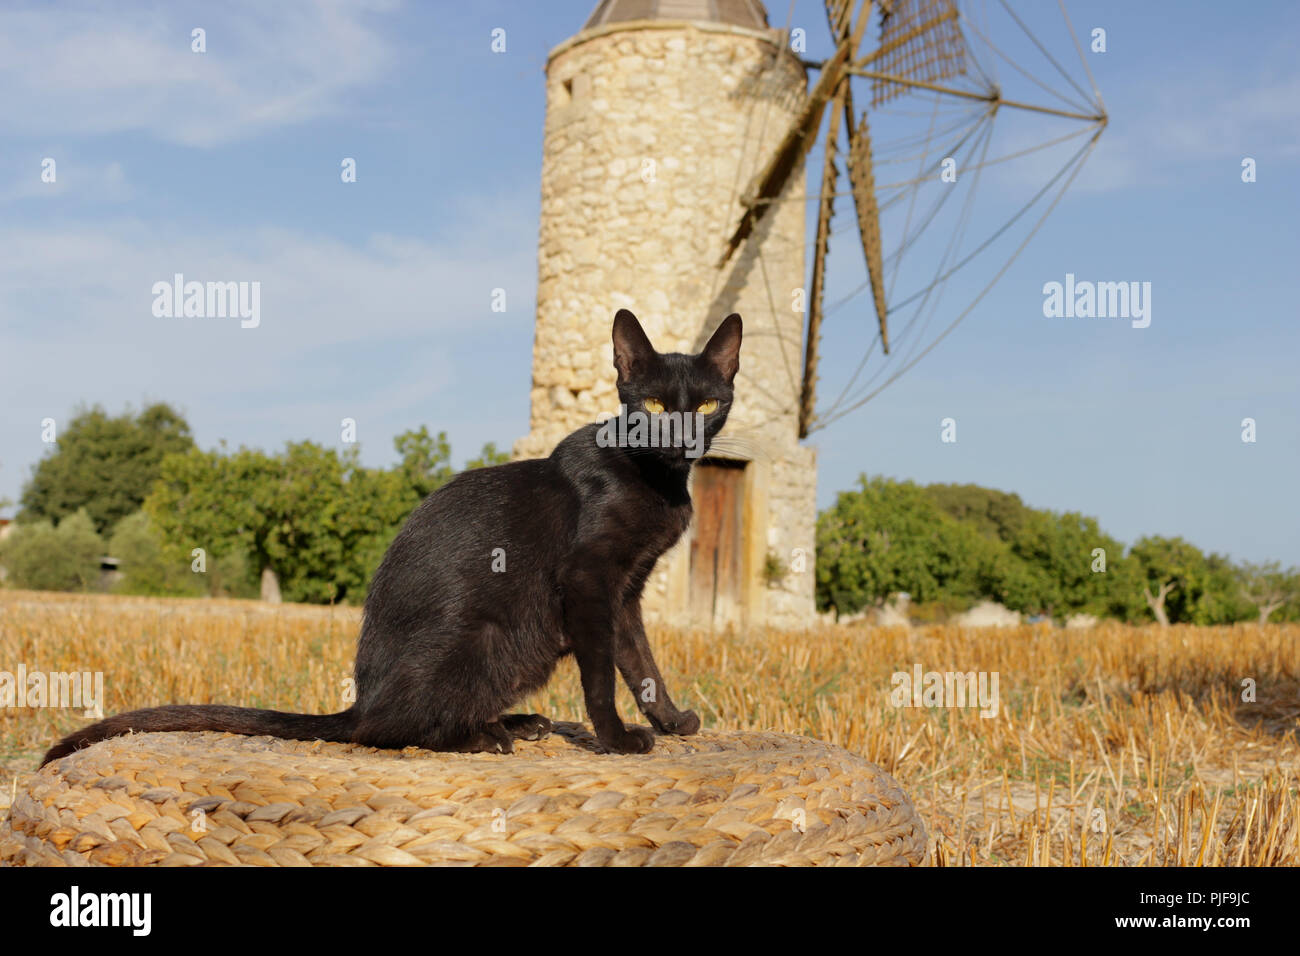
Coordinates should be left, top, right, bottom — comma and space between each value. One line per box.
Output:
1, 724, 926, 867
4, 591, 1296, 866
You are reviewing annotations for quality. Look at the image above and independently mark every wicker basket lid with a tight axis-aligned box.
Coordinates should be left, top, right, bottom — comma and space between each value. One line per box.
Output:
2, 723, 926, 867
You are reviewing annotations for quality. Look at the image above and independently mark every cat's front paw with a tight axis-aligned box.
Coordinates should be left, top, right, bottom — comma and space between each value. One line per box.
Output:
501, 713, 553, 740
648, 708, 700, 736
602, 725, 654, 754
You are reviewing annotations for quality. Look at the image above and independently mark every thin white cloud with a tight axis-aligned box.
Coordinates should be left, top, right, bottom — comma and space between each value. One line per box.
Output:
0, 216, 534, 353
0, 0, 399, 147
0, 159, 135, 203
992, 66, 1300, 195
0, 211, 536, 503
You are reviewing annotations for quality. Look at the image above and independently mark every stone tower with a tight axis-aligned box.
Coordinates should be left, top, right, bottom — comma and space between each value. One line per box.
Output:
514, 0, 817, 628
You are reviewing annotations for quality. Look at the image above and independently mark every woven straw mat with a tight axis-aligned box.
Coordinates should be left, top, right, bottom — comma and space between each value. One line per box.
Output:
1, 722, 927, 867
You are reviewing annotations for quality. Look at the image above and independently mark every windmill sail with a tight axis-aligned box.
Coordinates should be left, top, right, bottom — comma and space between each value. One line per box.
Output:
718, 39, 850, 268
799, 85, 844, 439
868, 0, 967, 107
722, 0, 1105, 436
844, 111, 889, 356
824, 0, 854, 40
799, 0, 881, 437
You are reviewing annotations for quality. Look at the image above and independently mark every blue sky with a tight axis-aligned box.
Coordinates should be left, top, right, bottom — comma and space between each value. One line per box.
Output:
1, 0, 1296, 567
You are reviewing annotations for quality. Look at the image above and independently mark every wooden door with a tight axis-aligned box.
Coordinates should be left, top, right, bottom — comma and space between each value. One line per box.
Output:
690, 459, 745, 626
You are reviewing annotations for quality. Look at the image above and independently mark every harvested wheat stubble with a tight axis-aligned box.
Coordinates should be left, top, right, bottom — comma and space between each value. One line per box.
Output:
0, 723, 926, 867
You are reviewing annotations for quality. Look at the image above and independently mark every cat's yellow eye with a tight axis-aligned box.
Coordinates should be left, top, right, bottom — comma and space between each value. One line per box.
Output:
697, 399, 719, 414
644, 398, 665, 414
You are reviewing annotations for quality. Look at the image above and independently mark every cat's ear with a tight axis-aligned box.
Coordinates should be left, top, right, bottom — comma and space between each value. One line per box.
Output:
700, 313, 742, 382
612, 309, 656, 382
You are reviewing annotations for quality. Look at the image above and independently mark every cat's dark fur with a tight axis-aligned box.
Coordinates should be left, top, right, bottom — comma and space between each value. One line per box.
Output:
42, 309, 741, 765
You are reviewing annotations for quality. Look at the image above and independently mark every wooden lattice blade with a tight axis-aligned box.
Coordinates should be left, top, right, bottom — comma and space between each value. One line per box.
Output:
846, 110, 889, 353
717, 42, 850, 267
867, 0, 966, 107
800, 85, 847, 439
824, 0, 854, 40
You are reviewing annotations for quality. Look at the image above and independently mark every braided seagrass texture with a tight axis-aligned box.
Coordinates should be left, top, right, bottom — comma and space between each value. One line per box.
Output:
1, 723, 926, 867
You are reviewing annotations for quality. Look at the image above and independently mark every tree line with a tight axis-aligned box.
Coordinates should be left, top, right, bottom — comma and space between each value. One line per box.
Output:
815, 476, 1298, 625
0, 403, 505, 603
2, 403, 1296, 624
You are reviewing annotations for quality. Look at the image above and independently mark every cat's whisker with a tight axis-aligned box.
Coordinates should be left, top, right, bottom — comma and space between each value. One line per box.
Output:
706, 434, 775, 464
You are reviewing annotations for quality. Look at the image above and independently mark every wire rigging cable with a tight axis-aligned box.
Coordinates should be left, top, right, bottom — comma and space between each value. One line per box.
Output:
785, 0, 1106, 433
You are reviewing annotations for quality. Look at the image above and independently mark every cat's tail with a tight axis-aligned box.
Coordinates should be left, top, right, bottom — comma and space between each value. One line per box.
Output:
40, 704, 359, 767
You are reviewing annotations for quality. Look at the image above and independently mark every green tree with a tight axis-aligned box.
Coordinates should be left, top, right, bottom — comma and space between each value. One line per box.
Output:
1127, 536, 1246, 625
923, 483, 1034, 544
144, 444, 263, 581
926, 484, 1140, 619
135, 425, 517, 606
819, 476, 1285, 626
20, 403, 195, 534
147, 443, 330, 604
1196, 553, 1253, 624
0, 508, 103, 591
146, 439, 420, 605
394, 427, 454, 500
816, 476, 998, 617
331, 449, 420, 600
208, 549, 260, 599
1004, 510, 1137, 618
1237, 560, 1300, 624
819, 476, 1159, 622
464, 442, 510, 471
981, 545, 1054, 616
108, 511, 205, 597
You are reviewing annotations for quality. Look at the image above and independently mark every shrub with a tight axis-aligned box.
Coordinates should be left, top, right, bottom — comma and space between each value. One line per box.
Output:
109, 512, 205, 597
0, 508, 103, 591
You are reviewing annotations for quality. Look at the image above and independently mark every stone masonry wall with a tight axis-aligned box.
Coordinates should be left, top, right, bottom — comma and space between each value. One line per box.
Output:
515, 20, 816, 626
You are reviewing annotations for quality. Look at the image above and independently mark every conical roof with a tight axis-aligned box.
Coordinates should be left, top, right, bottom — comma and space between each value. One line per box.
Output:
582, 0, 769, 31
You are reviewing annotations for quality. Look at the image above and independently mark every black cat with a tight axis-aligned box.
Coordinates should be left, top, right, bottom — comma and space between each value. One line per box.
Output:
42, 309, 742, 764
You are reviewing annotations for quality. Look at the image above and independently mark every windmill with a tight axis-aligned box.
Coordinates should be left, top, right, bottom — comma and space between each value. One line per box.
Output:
716, 0, 1107, 438
519, 0, 1106, 627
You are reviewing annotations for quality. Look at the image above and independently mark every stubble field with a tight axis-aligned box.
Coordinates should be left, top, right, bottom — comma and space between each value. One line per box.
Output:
1, 589, 1296, 866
